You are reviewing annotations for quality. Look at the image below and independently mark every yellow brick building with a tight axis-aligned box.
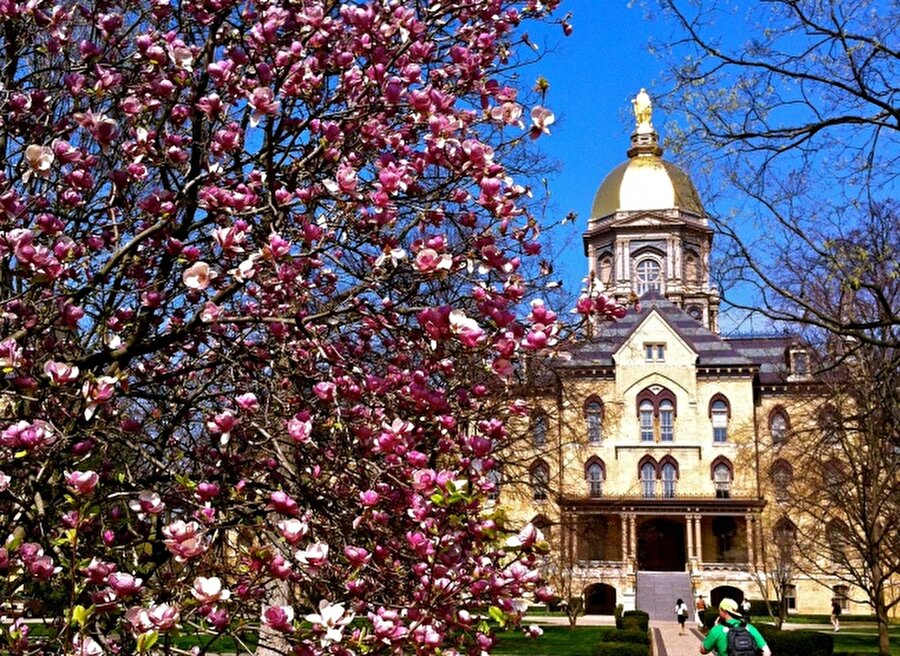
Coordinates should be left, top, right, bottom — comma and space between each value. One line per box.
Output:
496, 91, 874, 618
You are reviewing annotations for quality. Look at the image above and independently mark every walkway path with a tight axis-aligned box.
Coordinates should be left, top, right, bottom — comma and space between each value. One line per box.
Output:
652, 619, 703, 656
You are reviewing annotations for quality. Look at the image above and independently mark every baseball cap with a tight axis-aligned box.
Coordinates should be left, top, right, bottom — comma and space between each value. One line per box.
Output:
719, 598, 739, 615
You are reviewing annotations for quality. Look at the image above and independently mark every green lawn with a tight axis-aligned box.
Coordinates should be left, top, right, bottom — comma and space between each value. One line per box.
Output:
493, 626, 601, 656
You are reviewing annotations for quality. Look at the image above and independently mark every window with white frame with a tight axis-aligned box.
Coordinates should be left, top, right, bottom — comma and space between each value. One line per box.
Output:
711, 398, 729, 442
644, 343, 666, 362
532, 413, 547, 447
641, 462, 656, 498
790, 349, 809, 376
639, 400, 654, 442
714, 462, 732, 498
833, 585, 850, 611
770, 410, 789, 445
784, 584, 797, 610
661, 462, 677, 498
660, 400, 674, 442
635, 258, 662, 296
586, 400, 603, 444
531, 462, 549, 501
586, 462, 603, 498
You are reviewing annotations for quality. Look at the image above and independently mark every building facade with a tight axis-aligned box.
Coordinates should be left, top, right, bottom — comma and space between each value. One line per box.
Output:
498, 91, 869, 617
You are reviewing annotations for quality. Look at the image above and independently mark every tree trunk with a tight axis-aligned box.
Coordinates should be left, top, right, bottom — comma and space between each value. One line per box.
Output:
875, 585, 891, 656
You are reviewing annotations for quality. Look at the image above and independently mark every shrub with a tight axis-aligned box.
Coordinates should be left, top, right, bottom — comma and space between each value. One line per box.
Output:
701, 608, 720, 630
756, 626, 834, 656
595, 628, 650, 645
621, 610, 650, 632
614, 604, 624, 628
592, 643, 649, 656
748, 599, 780, 618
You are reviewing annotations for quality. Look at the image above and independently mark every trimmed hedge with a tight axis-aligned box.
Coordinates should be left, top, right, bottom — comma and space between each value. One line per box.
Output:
757, 626, 834, 656
592, 643, 649, 656
701, 608, 720, 630
616, 610, 650, 632
595, 628, 650, 645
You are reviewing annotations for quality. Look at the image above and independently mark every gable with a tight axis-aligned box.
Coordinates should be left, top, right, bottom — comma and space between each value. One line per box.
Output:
614, 309, 697, 366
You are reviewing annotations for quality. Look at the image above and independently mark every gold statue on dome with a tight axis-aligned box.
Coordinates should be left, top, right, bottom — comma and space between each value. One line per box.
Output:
632, 88, 653, 132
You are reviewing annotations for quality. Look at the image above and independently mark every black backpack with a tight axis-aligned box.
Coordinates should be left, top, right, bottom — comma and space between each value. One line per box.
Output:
726, 621, 758, 656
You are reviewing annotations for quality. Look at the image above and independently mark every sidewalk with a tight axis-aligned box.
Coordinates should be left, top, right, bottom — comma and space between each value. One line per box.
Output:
652, 620, 702, 656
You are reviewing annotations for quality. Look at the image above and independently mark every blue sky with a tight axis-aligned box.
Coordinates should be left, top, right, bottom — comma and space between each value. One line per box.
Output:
523, 1, 675, 296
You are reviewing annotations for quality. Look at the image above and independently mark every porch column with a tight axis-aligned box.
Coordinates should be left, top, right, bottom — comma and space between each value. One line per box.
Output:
694, 514, 703, 562
745, 514, 755, 567
629, 513, 637, 560
686, 513, 695, 559
621, 513, 629, 561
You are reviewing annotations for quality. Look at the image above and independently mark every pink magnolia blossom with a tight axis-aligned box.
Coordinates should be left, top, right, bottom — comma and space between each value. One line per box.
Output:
305, 600, 354, 646
43, 360, 80, 384
191, 576, 230, 605
129, 490, 165, 519
0, 338, 23, 370
277, 518, 309, 544
261, 605, 294, 632
108, 572, 143, 597
72, 635, 103, 656
82, 376, 118, 420
182, 261, 215, 290
65, 470, 99, 495
529, 105, 555, 139
235, 392, 259, 412
148, 603, 180, 631
23, 144, 54, 181
415, 248, 453, 274
0, 472, 9, 492
162, 520, 207, 562
295, 542, 329, 570
287, 415, 313, 444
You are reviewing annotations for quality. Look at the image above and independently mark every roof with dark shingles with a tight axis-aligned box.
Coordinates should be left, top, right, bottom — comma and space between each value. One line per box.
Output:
557, 293, 755, 369
544, 293, 803, 388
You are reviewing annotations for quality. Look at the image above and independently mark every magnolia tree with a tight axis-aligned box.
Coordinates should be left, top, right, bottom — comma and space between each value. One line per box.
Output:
0, 0, 624, 654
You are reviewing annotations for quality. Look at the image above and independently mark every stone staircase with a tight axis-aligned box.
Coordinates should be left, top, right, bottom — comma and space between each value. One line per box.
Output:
635, 571, 693, 622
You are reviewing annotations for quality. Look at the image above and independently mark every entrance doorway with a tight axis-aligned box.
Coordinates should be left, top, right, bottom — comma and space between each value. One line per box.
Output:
584, 583, 617, 614
637, 517, 686, 571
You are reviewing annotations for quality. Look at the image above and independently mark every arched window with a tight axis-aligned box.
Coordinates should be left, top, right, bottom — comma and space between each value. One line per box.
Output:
639, 400, 654, 442
819, 405, 841, 446
709, 395, 730, 443
532, 412, 548, 448
823, 459, 845, 488
775, 517, 797, 558
640, 460, 657, 498
585, 399, 603, 444
711, 457, 733, 499
486, 469, 501, 500
636, 387, 677, 442
635, 258, 662, 296
530, 461, 549, 501
661, 461, 678, 498
827, 520, 849, 565
771, 459, 793, 502
769, 409, 789, 445
585, 459, 604, 498
598, 254, 613, 286
684, 252, 698, 283
660, 400, 675, 442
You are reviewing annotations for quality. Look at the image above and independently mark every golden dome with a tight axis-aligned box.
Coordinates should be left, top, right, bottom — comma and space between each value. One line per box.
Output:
590, 154, 705, 219
591, 89, 705, 219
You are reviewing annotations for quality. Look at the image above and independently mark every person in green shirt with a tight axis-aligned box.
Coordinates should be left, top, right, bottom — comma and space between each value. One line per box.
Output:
700, 598, 771, 656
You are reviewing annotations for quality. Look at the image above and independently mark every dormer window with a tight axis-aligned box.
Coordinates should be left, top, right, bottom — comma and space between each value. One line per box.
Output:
644, 343, 666, 362
635, 258, 662, 296
790, 349, 809, 377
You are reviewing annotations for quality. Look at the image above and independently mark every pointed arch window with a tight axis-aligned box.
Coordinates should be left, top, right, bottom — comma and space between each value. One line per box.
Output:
598, 254, 613, 286
532, 412, 548, 448
819, 405, 842, 446
711, 456, 733, 499
771, 459, 793, 502
486, 469, 502, 500
585, 398, 603, 444
659, 456, 679, 498
769, 409, 790, 445
639, 458, 657, 499
709, 394, 730, 443
585, 458, 605, 498
635, 257, 662, 296
530, 460, 549, 501
639, 400, 654, 442
636, 387, 677, 443
775, 517, 797, 559
827, 520, 849, 566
